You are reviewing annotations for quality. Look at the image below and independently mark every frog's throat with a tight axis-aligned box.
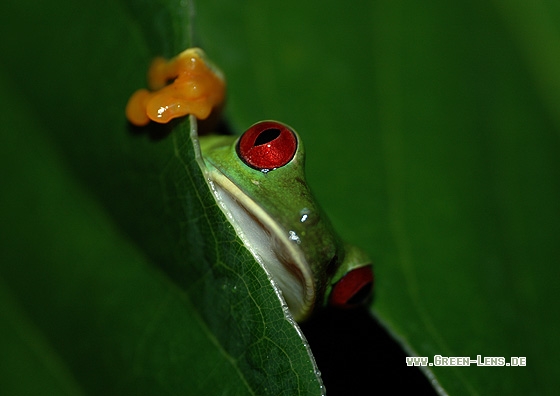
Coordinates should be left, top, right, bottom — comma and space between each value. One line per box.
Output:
207, 170, 315, 322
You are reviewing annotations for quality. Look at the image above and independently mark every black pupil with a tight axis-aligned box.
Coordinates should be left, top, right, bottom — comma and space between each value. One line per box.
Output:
254, 128, 281, 146
346, 281, 373, 306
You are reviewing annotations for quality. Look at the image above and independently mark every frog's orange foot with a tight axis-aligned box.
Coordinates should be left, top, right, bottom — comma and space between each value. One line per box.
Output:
126, 48, 225, 126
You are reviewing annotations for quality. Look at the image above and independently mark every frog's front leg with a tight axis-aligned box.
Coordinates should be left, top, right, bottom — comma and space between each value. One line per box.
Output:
126, 48, 225, 126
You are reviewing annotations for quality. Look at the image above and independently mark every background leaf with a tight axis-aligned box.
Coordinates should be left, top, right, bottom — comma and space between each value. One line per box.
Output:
0, 0, 323, 395
195, 0, 560, 394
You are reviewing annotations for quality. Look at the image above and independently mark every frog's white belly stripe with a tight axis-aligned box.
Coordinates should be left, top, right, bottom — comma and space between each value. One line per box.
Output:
207, 171, 315, 321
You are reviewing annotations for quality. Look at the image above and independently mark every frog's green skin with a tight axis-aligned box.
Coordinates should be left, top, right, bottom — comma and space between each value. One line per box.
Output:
194, 121, 370, 322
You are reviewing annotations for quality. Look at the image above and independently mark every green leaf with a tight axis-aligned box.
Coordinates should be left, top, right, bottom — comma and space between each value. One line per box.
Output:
196, 0, 560, 394
0, 1, 322, 395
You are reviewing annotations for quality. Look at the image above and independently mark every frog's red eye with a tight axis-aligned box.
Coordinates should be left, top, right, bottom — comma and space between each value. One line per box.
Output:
329, 266, 374, 308
237, 121, 297, 171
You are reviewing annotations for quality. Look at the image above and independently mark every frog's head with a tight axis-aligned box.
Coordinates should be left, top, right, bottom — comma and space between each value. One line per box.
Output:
201, 121, 373, 321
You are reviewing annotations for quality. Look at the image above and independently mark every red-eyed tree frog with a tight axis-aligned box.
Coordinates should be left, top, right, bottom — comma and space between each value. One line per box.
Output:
126, 48, 373, 322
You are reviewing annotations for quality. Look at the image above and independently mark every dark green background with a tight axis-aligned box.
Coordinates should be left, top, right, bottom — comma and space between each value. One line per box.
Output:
1, 0, 558, 394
